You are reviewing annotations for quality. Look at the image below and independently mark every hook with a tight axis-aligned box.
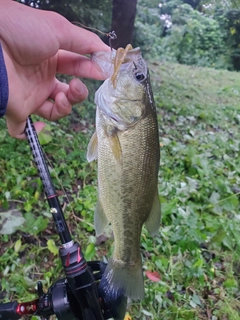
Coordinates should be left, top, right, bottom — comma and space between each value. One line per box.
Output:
107, 31, 117, 50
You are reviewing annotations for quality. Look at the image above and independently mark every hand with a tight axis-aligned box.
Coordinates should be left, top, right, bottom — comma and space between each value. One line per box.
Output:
0, 0, 110, 139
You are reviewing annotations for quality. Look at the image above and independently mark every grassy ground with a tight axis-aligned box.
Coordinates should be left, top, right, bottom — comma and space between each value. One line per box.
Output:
0, 61, 240, 320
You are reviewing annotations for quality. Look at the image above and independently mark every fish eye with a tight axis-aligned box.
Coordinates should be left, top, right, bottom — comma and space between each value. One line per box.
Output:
135, 72, 145, 82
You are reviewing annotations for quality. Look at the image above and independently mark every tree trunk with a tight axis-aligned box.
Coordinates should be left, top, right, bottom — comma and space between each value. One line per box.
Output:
111, 0, 137, 49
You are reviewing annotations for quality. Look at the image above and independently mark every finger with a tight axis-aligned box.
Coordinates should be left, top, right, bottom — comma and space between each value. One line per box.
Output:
49, 80, 69, 99
6, 118, 45, 140
56, 51, 107, 80
53, 16, 110, 54
7, 90, 73, 139
6, 117, 28, 139
35, 91, 72, 121
67, 78, 88, 104
49, 78, 88, 105
33, 121, 46, 135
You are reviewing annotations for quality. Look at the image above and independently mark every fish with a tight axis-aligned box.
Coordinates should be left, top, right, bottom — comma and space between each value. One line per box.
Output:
87, 46, 161, 302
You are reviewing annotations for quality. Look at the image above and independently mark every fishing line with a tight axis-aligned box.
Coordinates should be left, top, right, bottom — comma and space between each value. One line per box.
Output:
72, 21, 117, 50
42, 151, 72, 205
33, 24, 117, 222
108, 31, 117, 50
40, 145, 94, 228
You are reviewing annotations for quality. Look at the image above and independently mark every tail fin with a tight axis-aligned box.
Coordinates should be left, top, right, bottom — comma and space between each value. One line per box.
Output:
98, 259, 144, 301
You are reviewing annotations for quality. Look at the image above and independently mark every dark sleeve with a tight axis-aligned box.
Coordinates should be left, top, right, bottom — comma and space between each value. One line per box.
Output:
0, 44, 9, 117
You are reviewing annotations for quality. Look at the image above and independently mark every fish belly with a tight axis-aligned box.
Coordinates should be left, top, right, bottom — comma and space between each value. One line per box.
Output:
97, 108, 160, 300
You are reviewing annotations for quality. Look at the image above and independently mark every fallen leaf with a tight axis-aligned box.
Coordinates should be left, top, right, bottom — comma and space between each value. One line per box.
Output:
206, 305, 212, 318
166, 290, 175, 302
14, 239, 22, 253
124, 313, 132, 320
146, 270, 161, 282
0, 209, 25, 234
38, 124, 52, 145
47, 239, 58, 256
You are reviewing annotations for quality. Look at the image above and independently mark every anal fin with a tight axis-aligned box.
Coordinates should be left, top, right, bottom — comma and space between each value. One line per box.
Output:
145, 190, 161, 236
94, 198, 109, 236
87, 131, 98, 162
106, 126, 122, 164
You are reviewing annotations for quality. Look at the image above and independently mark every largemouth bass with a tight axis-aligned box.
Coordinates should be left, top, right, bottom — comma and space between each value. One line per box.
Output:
87, 46, 161, 301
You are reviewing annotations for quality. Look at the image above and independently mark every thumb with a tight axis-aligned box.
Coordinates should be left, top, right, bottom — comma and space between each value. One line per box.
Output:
7, 118, 45, 139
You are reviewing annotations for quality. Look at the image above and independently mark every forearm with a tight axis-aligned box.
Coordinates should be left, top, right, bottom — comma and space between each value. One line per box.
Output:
0, 0, 109, 138
0, 44, 9, 117
0, 1, 10, 117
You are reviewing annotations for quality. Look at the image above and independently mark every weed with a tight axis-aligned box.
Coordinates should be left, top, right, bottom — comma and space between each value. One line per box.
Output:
0, 62, 240, 319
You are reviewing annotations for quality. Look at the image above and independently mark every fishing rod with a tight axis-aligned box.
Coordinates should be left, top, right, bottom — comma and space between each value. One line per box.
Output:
0, 116, 126, 320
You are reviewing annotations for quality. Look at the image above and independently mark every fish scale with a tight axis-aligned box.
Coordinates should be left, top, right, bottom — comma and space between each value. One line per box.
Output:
87, 47, 161, 303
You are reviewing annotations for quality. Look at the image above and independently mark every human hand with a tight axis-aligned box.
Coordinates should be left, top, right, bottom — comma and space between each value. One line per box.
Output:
0, 0, 110, 139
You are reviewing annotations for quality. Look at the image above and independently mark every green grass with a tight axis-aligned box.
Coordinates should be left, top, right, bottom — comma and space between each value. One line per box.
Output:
0, 62, 240, 319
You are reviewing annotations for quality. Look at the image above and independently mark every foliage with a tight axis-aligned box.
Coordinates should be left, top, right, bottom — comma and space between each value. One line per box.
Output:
162, 4, 228, 68
134, 60, 240, 319
223, 10, 240, 70
1, 61, 240, 319
135, 1, 233, 70
17, 0, 112, 36
16, 0, 240, 71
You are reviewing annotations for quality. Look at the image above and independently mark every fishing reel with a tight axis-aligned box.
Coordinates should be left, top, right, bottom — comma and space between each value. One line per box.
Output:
0, 259, 126, 320
0, 117, 127, 320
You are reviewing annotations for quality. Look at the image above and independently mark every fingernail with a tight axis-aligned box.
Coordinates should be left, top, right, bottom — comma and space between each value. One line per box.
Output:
77, 83, 88, 96
62, 95, 71, 109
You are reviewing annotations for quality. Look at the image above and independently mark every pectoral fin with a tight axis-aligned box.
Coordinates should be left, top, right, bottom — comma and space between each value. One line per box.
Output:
106, 126, 122, 164
94, 198, 109, 236
145, 190, 161, 236
87, 132, 98, 162
109, 134, 122, 164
